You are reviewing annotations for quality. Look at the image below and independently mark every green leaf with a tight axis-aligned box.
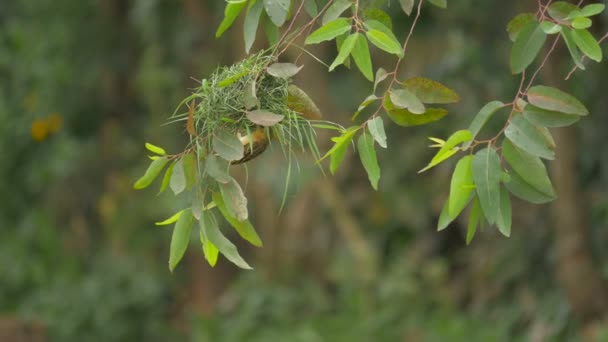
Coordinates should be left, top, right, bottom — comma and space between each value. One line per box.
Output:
571, 17, 592, 30
335, 33, 352, 69
304, 0, 318, 17
571, 29, 603, 62
134, 157, 169, 190
320, 127, 359, 174
206, 154, 231, 184
510, 20, 547, 74
504, 169, 556, 204
169, 209, 193, 272
200, 227, 219, 267
420, 130, 472, 173
170, 158, 186, 195
200, 210, 253, 269
449, 155, 475, 218
466, 197, 481, 245
322, 0, 351, 25
243, 79, 259, 109
548, 1, 577, 21
158, 161, 175, 194
182, 152, 197, 190
352, 94, 378, 120
216, 1, 247, 38
305, 18, 352, 45
244, 0, 264, 53
263, 12, 280, 45
472, 148, 502, 225
505, 115, 555, 160
218, 178, 248, 221
463, 101, 505, 149
155, 210, 184, 226
367, 117, 387, 148
374, 68, 389, 91
357, 132, 381, 190
212, 192, 262, 247
561, 28, 586, 70
213, 129, 245, 161
266, 62, 303, 79
246, 110, 284, 126
496, 187, 512, 237
363, 20, 398, 44
502, 139, 555, 197
427, 0, 447, 9
399, 0, 415, 16
389, 89, 425, 114
329, 33, 358, 71
527, 85, 588, 115
507, 13, 537, 42
263, 0, 290, 27
366, 29, 403, 56
402, 77, 460, 104
580, 3, 605, 17
540, 21, 562, 34
383, 94, 447, 127
145, 142, 166, 155
363, 9, 393, 31
523, 104, 580, 127
437, 200, 454, 231
351, 33, 373, 81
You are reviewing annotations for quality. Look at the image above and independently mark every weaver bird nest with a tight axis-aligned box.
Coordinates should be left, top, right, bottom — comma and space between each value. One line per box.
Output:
174, 52, 323, 165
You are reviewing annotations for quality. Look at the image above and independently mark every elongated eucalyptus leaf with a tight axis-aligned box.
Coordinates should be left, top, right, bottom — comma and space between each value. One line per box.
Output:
263, 0, 290, 27
496, 187, 512, 237
402, 77, 460, 104
216, 1, 247, 38
505, 115, 555, 160
510, 20, 547, 74
449, 155, 475, 218
502, 139, 555, 197
357, 132, 380, 190
527, 85, 588, 115
467, 197, 481, 244
305, 18, 352, 45
212, 192, 262, 247
472, 148, 502, 224
213, 129, 245, 161
504, 169, 556, 204
134, 157, 169, 190
244, 0, 264, 53
169, 209, 193, 272
351, 33, 373, 81
200, 210, 252, 269
218, 178, 248, 221
367, 117, 387, 148
322, 0, 351, 25
523, 104, 580, 127
170, 158, 186, 195
463, 101, 505, 148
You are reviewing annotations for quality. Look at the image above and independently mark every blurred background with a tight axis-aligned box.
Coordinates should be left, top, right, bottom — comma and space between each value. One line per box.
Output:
1, 0, 608, 341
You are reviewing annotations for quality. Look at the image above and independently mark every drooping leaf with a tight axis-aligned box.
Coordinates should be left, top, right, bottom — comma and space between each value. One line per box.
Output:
200, 227, 219, 267
182, 152, 197, 190
523, 104, 580, 127
329, 33, 358, 71
206, 154, 231, 184
322, 0, 351, 25
266, 62, 303, 79
504, 115, 555, 160
580, 3, 605, 17
571, 29, 603, 62
200, 210, 253, 269
548, 1, 578, 21
366, 29, 403, 56
472, 148, 502, 224
399, 0, 415, 15
527, 85, 588, 115
504, 169, 556, 204
351, 32, 373, 81
402, 77, 460, 104
246, 110, 284, 126
145, 142, 166, 156
363, 20, 399, 45
155, 210, 184, 226
437, 200, 454, 231
335, 33, 352, 69
212, 192, 262, 247
244, 0, 264, 53
170, 158, 186, 195
449, 155, 475, 218
389, 89, 425, 114
352, 94, 378, 120
496, 187, 512, 237
357, 132, 381, 190
319, 127, 359, 174
158, 161, 175, 194
383, 94, 447, 127
218, 178, 248, 221
169, 209, 193, 272
263, 0, 290, 27
305, 18, 352, 45
507, 13, 537, 42
462, 101, 505, 149
561, 28, 586, 70
216, 1, 248, 38
427, 0, 447, 9
367, 117, 387, 148
510, 20, 547, 74
213, 129, 245, 161
374, 68, 389, 91
502, 139, 555, 197
134, 157, 169, 190
467, 197, 481, 244
420, 130, 472, 173
263, 12, 280, 45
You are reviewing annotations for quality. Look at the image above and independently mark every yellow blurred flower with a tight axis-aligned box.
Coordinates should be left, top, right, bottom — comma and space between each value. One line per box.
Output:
31, 119, 49, 142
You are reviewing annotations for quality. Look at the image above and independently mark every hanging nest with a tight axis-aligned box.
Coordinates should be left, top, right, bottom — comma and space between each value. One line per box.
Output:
174, 52, 322, 165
